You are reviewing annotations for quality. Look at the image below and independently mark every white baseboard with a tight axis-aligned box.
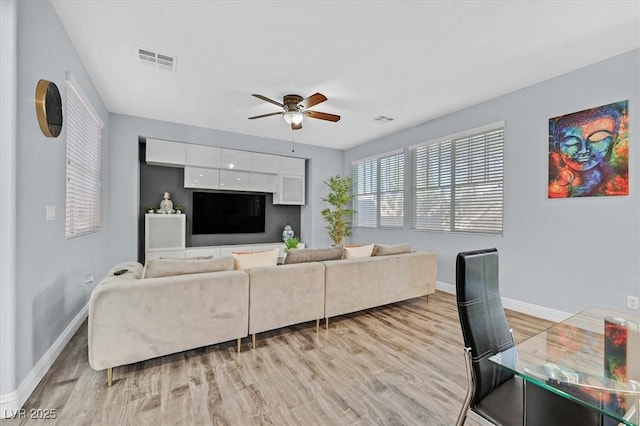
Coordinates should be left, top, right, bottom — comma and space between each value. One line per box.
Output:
436, 280, 571, 323
0, 303, 88, 419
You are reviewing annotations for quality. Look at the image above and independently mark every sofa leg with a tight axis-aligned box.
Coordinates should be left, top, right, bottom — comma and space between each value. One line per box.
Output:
325, 317, 329, 330
107, 367, 112, 387
252, 334, 256, 350
425, 294, 430, 303
315, 319, 320, 333
237, 338, 241, 353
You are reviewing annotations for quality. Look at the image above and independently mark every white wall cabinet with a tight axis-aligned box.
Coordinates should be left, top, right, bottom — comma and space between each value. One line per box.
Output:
145, 214, 186, 262
252, 152, 280, 174
219, 170, 251, 190
274, 175, 305, 205
186, 145, 221, 168
146, 138, 186, 167
145, 139, 306, 204
250, 172, 277, 193
221, 148, 252, 171
279, 156, 305, 176
184, 166, 219, 189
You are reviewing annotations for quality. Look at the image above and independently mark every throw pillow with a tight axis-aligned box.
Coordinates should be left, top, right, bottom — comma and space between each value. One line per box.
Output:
233, 248, 279, 270
284, 246, 344, 264
143, 256, 234, 279
372, 243, 412, 256
344, 243, 375, 259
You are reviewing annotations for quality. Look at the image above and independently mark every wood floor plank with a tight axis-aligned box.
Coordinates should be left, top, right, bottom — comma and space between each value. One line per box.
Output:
16, 291, 552, 425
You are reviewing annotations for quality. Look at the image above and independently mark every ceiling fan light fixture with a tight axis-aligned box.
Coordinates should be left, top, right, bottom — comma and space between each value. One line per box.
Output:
283, 110, 304, 125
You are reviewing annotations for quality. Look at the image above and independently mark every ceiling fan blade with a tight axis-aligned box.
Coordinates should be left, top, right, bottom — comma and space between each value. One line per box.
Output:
292, 122, 302, 130
299, 92, 327, 109
252, 94, 284, 108
305, 110, 341, 122
248, 112, 283, 120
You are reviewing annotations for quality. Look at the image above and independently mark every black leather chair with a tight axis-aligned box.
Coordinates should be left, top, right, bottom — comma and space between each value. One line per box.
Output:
455, 248, 603, 426
455, 248, 523, 426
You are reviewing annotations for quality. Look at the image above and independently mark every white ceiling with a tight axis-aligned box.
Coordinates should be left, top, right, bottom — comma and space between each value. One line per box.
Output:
51, 1, 640, 150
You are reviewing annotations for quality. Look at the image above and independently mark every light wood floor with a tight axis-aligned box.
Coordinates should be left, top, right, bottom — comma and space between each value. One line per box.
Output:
14, 291, 552, 425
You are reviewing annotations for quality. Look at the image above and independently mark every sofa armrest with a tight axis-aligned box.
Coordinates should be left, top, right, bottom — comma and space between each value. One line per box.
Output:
88, 270, 249, 371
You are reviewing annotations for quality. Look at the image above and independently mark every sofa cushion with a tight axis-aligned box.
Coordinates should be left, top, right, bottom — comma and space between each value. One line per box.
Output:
143, 256, 234, 278
373, 243, 412, 256
233, 248, 279, 270
344, 244, 375, 259
284, 246, 344, 264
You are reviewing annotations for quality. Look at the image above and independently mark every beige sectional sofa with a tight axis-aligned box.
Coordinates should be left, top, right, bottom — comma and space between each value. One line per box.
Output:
88, 246, 437, 386
323, 251, 437, 326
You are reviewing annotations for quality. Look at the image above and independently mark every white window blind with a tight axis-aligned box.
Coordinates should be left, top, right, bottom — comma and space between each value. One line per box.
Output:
379, 153, 404, 227
353, 151, 404, 228
353, 159, 378, 228
413, 127, 503, 234
65, 73, 103, 239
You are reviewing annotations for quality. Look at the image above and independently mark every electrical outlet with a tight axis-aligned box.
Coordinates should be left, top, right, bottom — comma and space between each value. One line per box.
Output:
627, 295, 639, 310
85, 274, 94, 286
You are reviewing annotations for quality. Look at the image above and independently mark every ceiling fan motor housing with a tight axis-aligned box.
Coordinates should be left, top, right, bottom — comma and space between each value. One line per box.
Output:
283, 94, 304, 111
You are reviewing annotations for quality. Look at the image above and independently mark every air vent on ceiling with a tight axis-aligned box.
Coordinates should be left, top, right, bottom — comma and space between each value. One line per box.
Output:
373, 115, 394, 123
138, 48, 177, 72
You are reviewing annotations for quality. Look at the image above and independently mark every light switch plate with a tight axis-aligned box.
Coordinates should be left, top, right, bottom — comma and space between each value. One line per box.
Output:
46, 205, 55, 221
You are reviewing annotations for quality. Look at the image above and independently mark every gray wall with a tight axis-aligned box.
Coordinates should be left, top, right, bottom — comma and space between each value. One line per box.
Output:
344, 49, 640, 314
108, 113, 344, 264
13, 0, 114, 386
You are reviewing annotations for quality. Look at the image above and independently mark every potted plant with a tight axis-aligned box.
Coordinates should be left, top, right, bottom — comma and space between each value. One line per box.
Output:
146, 205, 156, 213
174, 205, 184, 214
321, 175, 355, 246
283, 236, 300, 253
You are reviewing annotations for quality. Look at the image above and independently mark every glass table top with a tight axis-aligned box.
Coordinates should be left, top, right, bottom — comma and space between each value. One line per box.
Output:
490, 306, 640, 425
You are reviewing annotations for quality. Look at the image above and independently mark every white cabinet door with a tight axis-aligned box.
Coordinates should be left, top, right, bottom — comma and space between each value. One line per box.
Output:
219, 246, 255, 256
185, 247, 222, 258
279, 156, 305, 176
250, 172, 277, 193
186, 144, 221, 168
221, 148, 252, 171
146, 138, 186, 167
145, 250, 186, 261
145, 214, 186, 251
219, 170, 251, 191
184, 166, 219, 189
252, 152, 280, 174
274, 175, 305, 205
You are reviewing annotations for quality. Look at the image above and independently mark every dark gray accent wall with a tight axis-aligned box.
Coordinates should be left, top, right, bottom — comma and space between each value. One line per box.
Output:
138, 143, 301, 261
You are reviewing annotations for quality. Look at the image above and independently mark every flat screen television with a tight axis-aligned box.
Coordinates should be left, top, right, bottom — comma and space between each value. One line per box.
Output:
192, 192, 265, 234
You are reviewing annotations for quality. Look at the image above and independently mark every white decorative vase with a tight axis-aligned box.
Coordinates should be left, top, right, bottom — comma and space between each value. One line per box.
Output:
282, 224, 294, 240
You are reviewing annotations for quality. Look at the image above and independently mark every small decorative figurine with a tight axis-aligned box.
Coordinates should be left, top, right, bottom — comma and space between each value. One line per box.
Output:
282, 223, 294, 241
158, 191, 175, 213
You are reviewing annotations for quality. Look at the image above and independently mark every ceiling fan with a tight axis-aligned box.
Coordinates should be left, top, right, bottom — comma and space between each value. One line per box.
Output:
248, 92, 340, 130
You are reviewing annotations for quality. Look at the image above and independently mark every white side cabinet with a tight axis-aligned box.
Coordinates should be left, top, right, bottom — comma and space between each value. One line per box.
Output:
145, 214, 186, 262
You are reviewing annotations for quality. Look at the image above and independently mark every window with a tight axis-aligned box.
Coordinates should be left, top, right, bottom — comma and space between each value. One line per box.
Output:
65, 73, 103, 238
412, 125, 503, 234
352, 151, 404, 228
